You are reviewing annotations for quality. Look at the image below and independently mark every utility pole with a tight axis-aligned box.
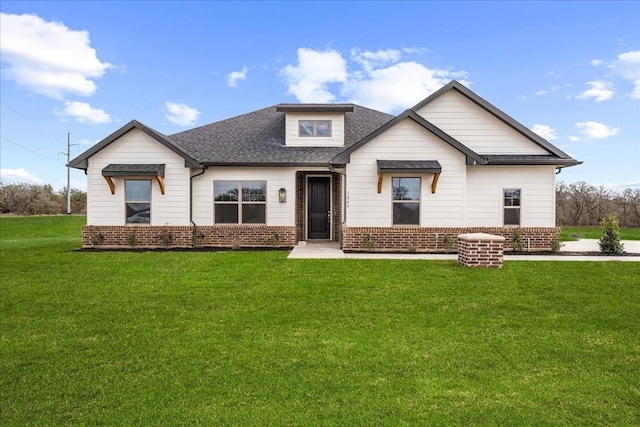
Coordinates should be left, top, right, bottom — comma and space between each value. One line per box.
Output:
59, 133, 78, 214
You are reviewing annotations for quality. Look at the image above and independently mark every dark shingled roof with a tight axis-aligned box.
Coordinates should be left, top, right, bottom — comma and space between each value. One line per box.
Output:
168, 104, 393, 166
276, 104, 354, 113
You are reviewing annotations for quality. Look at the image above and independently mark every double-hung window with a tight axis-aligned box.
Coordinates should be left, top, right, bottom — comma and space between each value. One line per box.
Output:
299, 120, 331, 137
503, 188, 521, 226
214, 181, 266, 224
125, 180, 151, 224
392, 177, 420, 225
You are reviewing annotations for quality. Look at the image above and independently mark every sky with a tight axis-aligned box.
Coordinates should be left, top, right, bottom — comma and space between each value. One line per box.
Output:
1, 1, 639, 192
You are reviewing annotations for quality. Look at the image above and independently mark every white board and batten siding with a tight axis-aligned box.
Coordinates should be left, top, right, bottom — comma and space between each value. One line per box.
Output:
284, 112, 345, 147
465, 166, 556, 227
346, 119, 467, 227
417, 90, 549, 155
86, 129, 190, 226
191, 167, 298, 226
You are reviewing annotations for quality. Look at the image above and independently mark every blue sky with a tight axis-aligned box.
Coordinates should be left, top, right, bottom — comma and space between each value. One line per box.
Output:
1, 1, 639, 191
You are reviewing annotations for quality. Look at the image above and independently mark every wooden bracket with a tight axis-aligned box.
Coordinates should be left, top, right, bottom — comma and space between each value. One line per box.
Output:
155, 176, 166, 195
431, 172, 440, 194
377, 173, 383, 194
103, 176, 115, 195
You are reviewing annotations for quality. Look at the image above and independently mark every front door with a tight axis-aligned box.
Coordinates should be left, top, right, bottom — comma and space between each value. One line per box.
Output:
308, 177, 331, 240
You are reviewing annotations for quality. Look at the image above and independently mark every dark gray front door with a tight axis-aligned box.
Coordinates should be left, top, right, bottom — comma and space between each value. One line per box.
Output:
308, 177, 330, 240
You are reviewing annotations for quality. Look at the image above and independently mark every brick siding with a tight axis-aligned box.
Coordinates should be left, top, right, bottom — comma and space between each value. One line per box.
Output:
457, 233, 505, 268
342, 226, 560, 252
83, 225, 297, 249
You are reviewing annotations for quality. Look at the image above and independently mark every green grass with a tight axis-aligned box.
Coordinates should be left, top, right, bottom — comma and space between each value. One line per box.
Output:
560, 226, 640, 241
1, 216, 639, 425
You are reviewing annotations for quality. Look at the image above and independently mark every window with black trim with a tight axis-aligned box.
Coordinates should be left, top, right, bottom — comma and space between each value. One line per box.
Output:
392, 177, 420, 225
214, 181, 266, 224
503, 189, 521, 226
299, 120, 331, 137
125, 180, 151, 224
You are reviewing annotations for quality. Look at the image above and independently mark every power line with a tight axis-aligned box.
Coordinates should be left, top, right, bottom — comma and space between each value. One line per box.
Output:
0, 135, 57, 161
0, 99, 49, 132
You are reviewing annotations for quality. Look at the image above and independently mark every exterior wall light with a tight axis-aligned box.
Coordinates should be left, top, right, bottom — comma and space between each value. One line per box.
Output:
279, 188, 287, 203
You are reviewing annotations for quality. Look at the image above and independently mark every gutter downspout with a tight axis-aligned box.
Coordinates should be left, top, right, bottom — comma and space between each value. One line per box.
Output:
190, 167, 207, 246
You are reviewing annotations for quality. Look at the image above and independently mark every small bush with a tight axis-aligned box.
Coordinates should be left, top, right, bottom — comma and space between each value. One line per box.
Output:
599, 213, 624, 254
127, 232, 138, 247
511, 228, 524, 252
158, 229, 174, 249
89, 227, 105, 247
550, 236, 563, 253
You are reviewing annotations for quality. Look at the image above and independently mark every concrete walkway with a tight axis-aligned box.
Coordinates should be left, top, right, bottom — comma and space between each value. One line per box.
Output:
288, 239, 640, 261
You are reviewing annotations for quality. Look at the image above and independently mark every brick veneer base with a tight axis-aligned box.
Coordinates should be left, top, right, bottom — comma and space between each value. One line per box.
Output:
342, 226, 560, 252
83, 225, 297, 249
458, 233, 505, 268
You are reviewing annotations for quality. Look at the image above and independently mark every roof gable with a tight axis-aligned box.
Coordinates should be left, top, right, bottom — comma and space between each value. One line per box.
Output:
332, 110, 486, 165
412, 80, 573, 159
68, 120, 201, 170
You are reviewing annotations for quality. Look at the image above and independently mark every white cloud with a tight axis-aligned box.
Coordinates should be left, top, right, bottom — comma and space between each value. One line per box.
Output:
590, 59, 604, 66
576, 80, 615, 102
165, 102, 200, 126
61, 101, 111, 124
531, 124, 558, 140
344, 62, 468, 112
535, 85, 560, 96
280, 47, 467, 112
227, 66, 248, 87
576, 121, 619, 139
0, 168, 46, 185
612, 50, 640, 80
281, 48, 348, 103
612, 51, 640, 99
568, 136, 580, 142
0, 13, 112, 99
632, 80, 640, 99
351, 48, 402, 72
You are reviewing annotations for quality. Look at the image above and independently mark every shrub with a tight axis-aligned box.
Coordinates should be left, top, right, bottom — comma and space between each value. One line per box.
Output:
599, 213, 624, 254
511, 228, 525, 252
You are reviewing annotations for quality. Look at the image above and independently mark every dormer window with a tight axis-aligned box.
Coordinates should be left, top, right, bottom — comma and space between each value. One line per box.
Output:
299, 120, 332, 137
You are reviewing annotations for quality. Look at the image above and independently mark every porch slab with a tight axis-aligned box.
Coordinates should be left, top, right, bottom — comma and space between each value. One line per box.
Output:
288, 241, 346, 259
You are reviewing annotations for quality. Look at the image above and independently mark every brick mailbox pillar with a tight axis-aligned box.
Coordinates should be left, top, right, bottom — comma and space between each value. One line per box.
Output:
457, 233, 506, 268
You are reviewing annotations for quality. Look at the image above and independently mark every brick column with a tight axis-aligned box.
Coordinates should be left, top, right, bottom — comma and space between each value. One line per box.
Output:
457, 233, 505, 268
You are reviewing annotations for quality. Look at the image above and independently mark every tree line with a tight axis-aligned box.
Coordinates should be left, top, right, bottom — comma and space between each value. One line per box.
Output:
1, 181, 639, 226
0, 183, 86, 215
556, 181, 640, 227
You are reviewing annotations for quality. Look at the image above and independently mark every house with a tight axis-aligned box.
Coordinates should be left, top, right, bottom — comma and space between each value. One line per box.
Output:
68, 80, 581, 251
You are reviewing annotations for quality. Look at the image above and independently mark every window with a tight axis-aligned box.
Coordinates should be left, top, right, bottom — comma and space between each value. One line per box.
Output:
504, 189, 521, 226
299, 120, 331, 137
392, 177, 420, 225
214, 181, 266, 224
125, 180, 151, 224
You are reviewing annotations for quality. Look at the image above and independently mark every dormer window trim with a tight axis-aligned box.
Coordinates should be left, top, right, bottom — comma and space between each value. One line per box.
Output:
299, 120, 332, 137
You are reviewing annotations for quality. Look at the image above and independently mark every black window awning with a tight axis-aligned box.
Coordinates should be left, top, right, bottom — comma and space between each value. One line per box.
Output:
377, 160, 441, 174
102, 164, 165, 177
376, 160, 442, 194
101, 164, 166, 195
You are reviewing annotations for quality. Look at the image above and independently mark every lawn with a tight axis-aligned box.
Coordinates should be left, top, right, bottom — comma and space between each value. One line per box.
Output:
1, 216, 639, 426
560, 225, 640, 241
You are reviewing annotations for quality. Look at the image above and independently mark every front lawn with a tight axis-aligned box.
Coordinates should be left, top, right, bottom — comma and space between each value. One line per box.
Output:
1, 216, 639, 425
